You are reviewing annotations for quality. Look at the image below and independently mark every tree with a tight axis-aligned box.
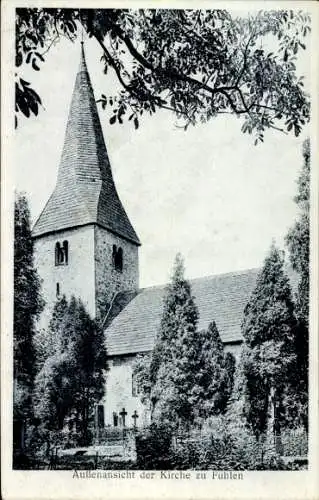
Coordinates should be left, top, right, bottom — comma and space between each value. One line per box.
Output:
13, 192, 44, 447
286, 138, 310, 325
240, 244, 297, 440
285, 138, 310, 429
33, 296, 108, 447
34, 295, 68, 370
196, 323, 235, 419
148, 253, 200, 428
134, 254, 235, 429
15, 9, 310, 141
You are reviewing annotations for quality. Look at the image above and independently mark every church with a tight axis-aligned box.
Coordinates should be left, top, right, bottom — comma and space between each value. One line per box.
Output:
32, 44, 261, 430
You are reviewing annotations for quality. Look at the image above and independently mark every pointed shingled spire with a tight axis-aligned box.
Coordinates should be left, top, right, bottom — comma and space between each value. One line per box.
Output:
32, 43, 140, 245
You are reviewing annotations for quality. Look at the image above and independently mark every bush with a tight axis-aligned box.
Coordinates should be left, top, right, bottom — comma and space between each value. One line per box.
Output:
135, 418, 308, 470
136, 423, 173, 469
280, 426, 308, 457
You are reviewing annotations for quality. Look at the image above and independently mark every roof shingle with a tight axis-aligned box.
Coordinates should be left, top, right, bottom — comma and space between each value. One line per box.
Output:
105, 268, 260, 356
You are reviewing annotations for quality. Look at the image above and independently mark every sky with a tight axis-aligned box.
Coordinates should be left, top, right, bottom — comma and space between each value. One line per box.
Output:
14, 24, 311, 288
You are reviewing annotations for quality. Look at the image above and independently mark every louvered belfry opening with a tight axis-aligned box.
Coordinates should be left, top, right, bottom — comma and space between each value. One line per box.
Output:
32, 43, 140, 246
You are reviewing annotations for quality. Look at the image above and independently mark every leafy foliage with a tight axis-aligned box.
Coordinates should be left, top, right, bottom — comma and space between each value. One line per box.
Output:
196, 324, 235, 419
15, 8, 77, 127
33, 296, 108, 447
286, 138, 310, 325
14, 192, 44, 418
284, 138, 310, 430
135, 423, 173, 469
134, 254, 235, 429
149, 253, 200, 427
15, 8, 310, 140
239, 244, 297, 439
132, 353, 152, 405
135, 415, 306, 470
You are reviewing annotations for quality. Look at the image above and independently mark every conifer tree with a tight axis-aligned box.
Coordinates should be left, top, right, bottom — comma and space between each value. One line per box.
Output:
196, 323, 235, 419
140, 254, 235, 429
241, 244, 297, 440
13, 192, 44, 449
285, 138, 309, 429
34, 296, 107, 446
149, 253, 200, 428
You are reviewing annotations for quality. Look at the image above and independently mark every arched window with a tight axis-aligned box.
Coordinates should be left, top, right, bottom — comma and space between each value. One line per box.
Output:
116, 247, 123, 272
55, 242, 61, 265
63, 241, 69, 265
112, 245, 123, 272
55, 240, 69, 266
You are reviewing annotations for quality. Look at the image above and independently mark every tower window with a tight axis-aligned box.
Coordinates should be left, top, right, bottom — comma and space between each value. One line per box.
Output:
56, 282, 60, 297
63, 240, 68, 265
112, 245, 123, 272
55, 240, 69, 266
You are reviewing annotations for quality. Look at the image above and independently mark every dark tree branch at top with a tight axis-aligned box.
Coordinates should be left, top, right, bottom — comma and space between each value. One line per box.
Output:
15, 8, 311, 142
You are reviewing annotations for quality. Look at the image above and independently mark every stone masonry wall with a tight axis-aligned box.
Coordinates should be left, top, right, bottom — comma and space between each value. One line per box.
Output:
34, 225, 96, 330
94, 226, 139, 320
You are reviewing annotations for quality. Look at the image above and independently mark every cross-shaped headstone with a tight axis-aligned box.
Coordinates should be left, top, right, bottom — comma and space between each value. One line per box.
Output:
132, 410, 139, 427
119, 407, 127, 427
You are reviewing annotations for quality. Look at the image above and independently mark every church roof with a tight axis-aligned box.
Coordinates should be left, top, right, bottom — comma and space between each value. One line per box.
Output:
105, 268, 260, 356
32, 44, 140, 245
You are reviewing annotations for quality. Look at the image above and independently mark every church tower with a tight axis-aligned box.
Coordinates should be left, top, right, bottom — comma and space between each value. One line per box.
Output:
32, 44, 140, 326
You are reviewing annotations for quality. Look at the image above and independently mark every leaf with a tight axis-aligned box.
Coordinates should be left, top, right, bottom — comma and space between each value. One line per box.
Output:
26, 87, 42, 104
109, 115, 116, 125
20, 78, 30, 87
26, 51, 33, 64
294, 124, 300, 137
134, 117, 139, 129
32, 58, 40, 71
67, 21, 75, 33
28, 96, 38, 116
16, 90, 30, 118
35, 51, 45, 62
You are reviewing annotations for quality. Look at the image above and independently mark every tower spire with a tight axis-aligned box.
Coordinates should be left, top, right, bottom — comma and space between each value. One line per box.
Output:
33, 44, 140, 246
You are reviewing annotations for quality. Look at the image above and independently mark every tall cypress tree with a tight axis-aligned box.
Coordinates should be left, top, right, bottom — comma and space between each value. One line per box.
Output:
13, 192, 44, 448
196, 322, 235, 419
241, 244, 297, 440
149, 253, 200, 428
147, 254, 235, 429
285, 138, 310, 429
